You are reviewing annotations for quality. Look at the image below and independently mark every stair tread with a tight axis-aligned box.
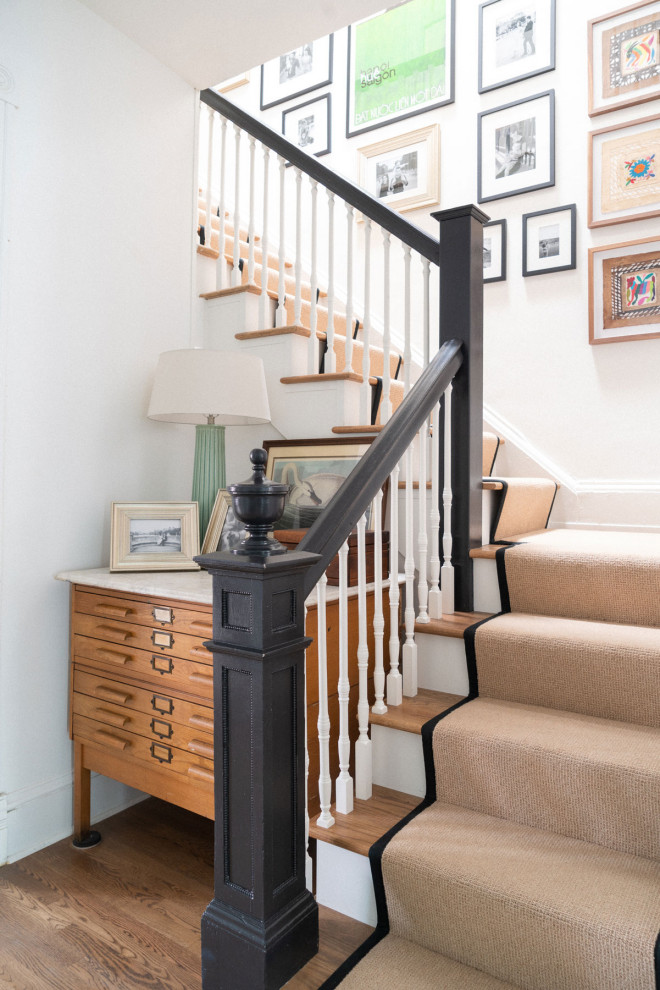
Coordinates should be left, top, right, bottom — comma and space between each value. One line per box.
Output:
310, 785, 419, 858
415, 611, 490, 638
370, 689, 464, 734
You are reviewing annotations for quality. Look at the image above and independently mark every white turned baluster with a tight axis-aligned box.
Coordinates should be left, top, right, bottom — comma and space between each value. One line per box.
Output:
231, 124, 241, 287
276, 156, 286, 327
371, 490, 387, 715
258, 146, 270, 329
216, 117, 227, 290
360, 218, 372, 424
325, 190, 336, 373
355, 514, 372, 800
441, 383, 455, 614
204, 106, 214, 258
344, 204, 354, 373
387, 461, 402, 706
401, 246, 417, 696
381, 230, 392, 423
428, 399, 442, 619
316, 573, 335, 828
247, 135, 256, 286
417, 259, 431, 623
304, 605, 313, 888
335, 540, 354, 814
294, 168, 303, 328
308, 179, 319, 373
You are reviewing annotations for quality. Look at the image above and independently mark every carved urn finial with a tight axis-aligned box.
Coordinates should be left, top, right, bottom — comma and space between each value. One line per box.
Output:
227, 448, 290, 556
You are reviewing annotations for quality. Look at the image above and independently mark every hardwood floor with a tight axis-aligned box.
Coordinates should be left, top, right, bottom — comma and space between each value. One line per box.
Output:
0, 798, 373, 989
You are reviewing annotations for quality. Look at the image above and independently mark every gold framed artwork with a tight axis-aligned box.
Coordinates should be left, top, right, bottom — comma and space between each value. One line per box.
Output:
110, 502, 200, 571
589, 236, 660, 344
588, 1, 660, 116
201, 489, 245, 553
356, 124, 440, 216
589, 113, 660, 227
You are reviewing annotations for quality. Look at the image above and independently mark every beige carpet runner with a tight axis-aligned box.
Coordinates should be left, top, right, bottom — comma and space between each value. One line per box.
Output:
322, 530, 660, 990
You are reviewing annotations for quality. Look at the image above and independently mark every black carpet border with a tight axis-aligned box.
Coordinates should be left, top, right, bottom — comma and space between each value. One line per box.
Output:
656, 930, 660, 990
316, 695, 474, 990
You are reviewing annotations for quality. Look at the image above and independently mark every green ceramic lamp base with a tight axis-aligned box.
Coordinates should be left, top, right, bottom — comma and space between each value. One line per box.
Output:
192, 423, 226, 541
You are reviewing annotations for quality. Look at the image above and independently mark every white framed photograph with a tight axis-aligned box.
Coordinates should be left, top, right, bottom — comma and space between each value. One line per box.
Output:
260, 35, 333, 111
483, 219, 507, 282
479, 0, 556, 93
522, 204, 576, 276
110, 502, 200, 571
478, 90, 554, 203
282, 94, 331, 159
589, 235, 660, 344
357, 124, 440, 215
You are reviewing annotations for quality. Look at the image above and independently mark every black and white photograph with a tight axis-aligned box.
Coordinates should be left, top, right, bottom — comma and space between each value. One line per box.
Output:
129, 518, 181, 554
282, 94, 331, 159
110, 502, 200, 571
522, 204, 576, 276
375, 151, 418, 199
357, 124, 440, 215
201, 489, 246, 553
478, 91, 554, 202
479, 0, 555, 93
483, 218, 507, 282
261, 34, 333, 110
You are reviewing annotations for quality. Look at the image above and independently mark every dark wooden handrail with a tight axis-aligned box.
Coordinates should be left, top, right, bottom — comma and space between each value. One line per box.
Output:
200, 88, 440, 264
298, 339, 463, 595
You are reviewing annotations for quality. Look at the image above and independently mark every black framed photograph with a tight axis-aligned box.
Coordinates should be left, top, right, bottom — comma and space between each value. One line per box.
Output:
479, 0, 556, 93
522, 204, 576, 277
260, 35, 333, 111
282, 94, 331, 159
483, 219, 507, 282
478, 90, 555, 203
346, 0, 455, 139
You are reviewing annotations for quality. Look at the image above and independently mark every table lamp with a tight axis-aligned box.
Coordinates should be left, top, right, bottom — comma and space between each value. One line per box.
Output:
147, 349, 271, 539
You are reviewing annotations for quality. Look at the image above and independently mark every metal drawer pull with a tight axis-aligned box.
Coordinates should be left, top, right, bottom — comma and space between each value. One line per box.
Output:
150, 718, 173, 740
95, 708, 130, 728
98, 625, 134, 642
190, 620, 212, 636
93, 729, 129, 750
188, 766, 214, 783
152, 606, 173, 624
150, 742, 173, 764
151, 655, 173, 675
152, 630, 174, 649
187, 739, 214, 759
189, 714, 213, 731
94, 685, 131, 703
96, 648, 131, 665
93, 603, 133, 618
151, 694, 174, 715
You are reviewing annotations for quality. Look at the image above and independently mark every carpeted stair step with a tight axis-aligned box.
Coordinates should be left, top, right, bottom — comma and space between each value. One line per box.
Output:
374, 380, 406, 423
489, 477, 558, 542
498, 530, 660, 626
204, 232, 292, 271
470, 611, 660, 726
379, 802, 660, 990
326, 334, 401, 381
237, 259, 327, 301
482, 431, 501, 477
432, 697, 660, 859
285, 295, 362, 338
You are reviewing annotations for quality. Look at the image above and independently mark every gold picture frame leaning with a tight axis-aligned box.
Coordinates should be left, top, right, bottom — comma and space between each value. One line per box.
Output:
589, 235, 660, 345
201, 489, 246, 554
357, 124, 440, 216
110, 502, 200, 571
589, 112, 660, 227
588, 1, 660, 117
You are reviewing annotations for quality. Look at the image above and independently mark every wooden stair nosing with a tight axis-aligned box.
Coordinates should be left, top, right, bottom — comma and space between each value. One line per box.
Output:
200, 283, 261, 301
369, 688, 465, 735
280, 372, 363, 385
310, 784, 419, 858
235, 325, 311, 341
333, 425, 384, 434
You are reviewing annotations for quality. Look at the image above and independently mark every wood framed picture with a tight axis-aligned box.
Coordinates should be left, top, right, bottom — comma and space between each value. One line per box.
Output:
478, 0, 556, 93
522, 204, 576, 276
589, 235, 660, 344
588, 1, 660, 116
201, 489, 245, 554
110, 502, 200, 571
356, 124, 440, 215
346, 0, 455, 139
282, 94, 331, 159
260, 35, 333, 111
483, 219, 507, 282
213, 72, 250, 94
477, 90, 555, 203
589, 113, 660, 227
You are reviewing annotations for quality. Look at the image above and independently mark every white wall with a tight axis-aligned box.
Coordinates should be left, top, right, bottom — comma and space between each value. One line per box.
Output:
0, 0, 199, 861
223, 0, 660, 530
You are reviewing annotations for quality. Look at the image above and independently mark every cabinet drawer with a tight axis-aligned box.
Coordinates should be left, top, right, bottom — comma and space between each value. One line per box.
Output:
74, 669, 213, 731
73, 588, 213, 639
73, 635, 214, 700
73, 612, 212, 664
73, 691, 214, 758
73, 713, 215, 784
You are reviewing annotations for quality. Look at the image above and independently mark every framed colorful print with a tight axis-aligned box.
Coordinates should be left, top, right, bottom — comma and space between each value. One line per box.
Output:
346, 0, 455, 138
282, 94, 331, 159
110, 502, 200, 572
589, 113, 660, 227
522, 204, 576, 277
589, 236, 660, 344
260, 35, 333, 111
356, 124, 440, 215
201, 489, 246, 553
483, 219, 507, 282
478, 0, 556, 93
477, 90, 555, 203
588, 1, 660, 116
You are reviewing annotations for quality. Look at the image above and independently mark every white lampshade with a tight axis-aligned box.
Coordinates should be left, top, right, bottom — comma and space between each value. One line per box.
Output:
147, 349, 270, 425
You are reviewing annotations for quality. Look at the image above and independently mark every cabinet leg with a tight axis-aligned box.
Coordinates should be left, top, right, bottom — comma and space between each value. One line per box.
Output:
72, 742, 101, 848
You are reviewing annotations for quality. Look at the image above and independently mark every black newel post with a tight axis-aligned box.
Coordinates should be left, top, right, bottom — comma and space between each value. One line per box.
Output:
196, 450, 319, 990
433, 205, 488, 613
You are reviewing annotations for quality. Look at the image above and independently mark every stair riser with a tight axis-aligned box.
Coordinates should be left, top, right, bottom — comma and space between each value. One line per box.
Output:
315, 842, 377, 927
372, 725, 425, 798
